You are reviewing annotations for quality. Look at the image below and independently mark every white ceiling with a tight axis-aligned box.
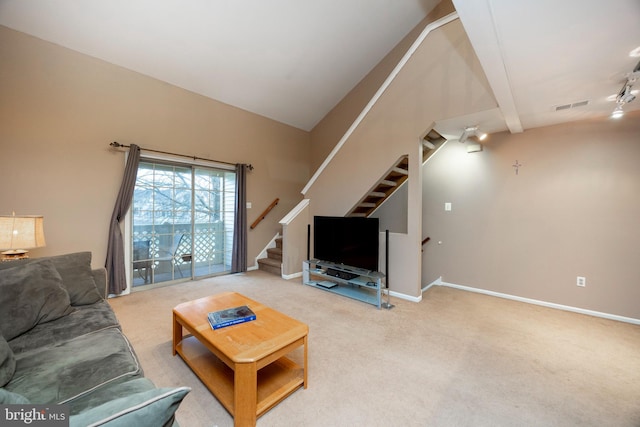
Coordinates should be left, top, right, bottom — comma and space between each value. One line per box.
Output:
450, 0, 640, 137
1, 0, 639, 134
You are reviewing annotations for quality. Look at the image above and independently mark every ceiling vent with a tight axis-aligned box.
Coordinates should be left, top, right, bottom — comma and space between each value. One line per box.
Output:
554, 100, 589, 111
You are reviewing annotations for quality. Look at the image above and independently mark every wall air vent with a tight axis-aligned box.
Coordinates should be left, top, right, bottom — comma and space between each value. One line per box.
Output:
554, 100, 589, 111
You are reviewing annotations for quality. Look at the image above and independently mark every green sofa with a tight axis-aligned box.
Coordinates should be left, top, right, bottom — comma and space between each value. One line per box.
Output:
0, 252, 189, 426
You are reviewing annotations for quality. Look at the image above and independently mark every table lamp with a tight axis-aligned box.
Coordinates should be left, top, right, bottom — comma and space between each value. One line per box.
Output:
0, 213, 46, 261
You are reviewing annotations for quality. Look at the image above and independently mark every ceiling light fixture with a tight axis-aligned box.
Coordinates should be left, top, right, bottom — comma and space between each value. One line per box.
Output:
459, 126, 487, 143
611, 103, 625, 119
611, 59, 640, 119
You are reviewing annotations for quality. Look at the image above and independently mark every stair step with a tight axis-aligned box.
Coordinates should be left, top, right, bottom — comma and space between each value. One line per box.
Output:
346, 129, 445, 219
266, 247, 282, 261
392, 166, 409, 175
258, 257, 281, 276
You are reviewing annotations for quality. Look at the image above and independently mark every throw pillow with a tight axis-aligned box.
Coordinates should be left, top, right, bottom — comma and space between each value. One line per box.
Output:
69, 387, 191, 427
0, 333, 16, 387
0, 259, 73, 341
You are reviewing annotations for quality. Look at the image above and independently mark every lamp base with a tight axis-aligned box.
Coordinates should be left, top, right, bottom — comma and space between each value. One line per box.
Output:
1, 249, 29, 261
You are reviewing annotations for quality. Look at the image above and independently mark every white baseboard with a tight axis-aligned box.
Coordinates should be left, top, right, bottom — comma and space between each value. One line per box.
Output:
422, 276, 442, 292
437, 281, 640, 325
386, 276, 441, 303
282, 271, 302, 280
385, 288, 422, 303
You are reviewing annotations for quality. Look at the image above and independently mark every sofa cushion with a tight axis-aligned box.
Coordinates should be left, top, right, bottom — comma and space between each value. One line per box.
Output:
0, 334, 16, 387
66, 377, 158, 416
8, 300, 120, 355
92, 267, 108, 299
5, 328, 142, 405
69, 386, 190, 427
0, 259, 73, 341
0, 388, 30, 404
48, 252, 103, 305
0, 252, 102, 306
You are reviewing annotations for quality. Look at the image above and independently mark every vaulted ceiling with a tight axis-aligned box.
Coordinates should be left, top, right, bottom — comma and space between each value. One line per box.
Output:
1, 0, 639, 134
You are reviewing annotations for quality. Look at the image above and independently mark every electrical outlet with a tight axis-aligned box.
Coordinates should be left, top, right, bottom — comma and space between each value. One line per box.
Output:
577, 276, 586, 287
444, 202, 452, 211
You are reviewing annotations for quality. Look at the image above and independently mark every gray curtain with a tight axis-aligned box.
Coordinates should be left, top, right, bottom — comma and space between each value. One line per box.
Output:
231, 163, 247, 273
105, 144, 141, 294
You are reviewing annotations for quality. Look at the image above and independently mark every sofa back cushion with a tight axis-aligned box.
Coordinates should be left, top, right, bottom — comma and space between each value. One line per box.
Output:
0, 252, 102, 306
0, 259, 73, 341
0, 333, 16, 387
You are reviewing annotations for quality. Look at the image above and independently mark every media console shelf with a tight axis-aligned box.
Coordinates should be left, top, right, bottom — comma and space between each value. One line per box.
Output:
302, 260, 385, 309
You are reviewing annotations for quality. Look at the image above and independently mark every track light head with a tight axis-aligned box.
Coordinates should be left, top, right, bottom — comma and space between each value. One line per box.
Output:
618, 84, 636, 104
459, 126, 487, 143
611, 103, 625, 119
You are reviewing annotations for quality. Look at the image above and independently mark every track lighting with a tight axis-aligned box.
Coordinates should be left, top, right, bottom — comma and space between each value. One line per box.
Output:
611, 103, 625, 119
459, 126, 487, 143
617, 82, 636, 106
611, 59, 640, 119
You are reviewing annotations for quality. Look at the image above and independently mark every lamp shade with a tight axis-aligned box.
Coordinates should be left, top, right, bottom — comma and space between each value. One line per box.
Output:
0, 215, 46, 251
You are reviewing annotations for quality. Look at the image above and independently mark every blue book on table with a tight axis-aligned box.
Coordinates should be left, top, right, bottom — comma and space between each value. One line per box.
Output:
208, 305, 256, 329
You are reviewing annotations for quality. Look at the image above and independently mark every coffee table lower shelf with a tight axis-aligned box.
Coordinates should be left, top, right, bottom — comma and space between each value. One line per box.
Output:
176, 335, 305, 417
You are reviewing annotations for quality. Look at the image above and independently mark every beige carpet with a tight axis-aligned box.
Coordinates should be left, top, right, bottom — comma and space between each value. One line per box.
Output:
108, 270, 640, 427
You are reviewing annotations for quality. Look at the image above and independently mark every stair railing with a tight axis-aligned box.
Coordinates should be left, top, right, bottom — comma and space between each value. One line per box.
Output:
422, 237, 430, 252
250, 198, 279, 229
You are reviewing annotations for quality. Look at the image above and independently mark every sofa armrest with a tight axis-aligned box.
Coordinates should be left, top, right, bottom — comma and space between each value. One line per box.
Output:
92, 268, 108, 299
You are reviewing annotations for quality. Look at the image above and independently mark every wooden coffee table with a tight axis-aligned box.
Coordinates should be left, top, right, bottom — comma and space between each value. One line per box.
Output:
172, 292, 308, 427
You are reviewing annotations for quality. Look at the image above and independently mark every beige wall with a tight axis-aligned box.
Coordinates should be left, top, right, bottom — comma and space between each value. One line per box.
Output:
280, 200, 310, 277
309, 0, 455, 174
422, 112, 640, 319
304, 18, 496, 298
0, 26, 310, 270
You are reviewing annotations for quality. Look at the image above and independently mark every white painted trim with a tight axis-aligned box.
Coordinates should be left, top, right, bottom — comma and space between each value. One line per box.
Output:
301, 12, 459, 195
438, 281, 640, 325
422, 276, 442, 292
252, 232, 280, 270
450, 0, 523, 133
282, 271, 302, 280
280, 199, 309, 225
384, 288, 422, 303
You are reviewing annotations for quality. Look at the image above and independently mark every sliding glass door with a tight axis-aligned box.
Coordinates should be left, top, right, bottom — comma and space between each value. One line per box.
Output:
130, 160, 236, 287
192, 166, 236, 278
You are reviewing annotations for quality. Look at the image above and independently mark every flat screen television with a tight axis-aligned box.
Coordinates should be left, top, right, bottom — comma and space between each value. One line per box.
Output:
313, 216, 379, 272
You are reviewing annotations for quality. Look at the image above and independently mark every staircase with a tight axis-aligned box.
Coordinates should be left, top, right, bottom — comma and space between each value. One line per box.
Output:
348, 155, 408, 217
347, 129, 445, 218
257, 235, 282, 276
422, 128, 446, 163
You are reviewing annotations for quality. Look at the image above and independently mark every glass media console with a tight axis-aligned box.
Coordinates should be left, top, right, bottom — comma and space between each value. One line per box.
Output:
302, 260, 385, 309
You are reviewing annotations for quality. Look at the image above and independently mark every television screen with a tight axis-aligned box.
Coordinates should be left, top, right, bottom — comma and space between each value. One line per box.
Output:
313, 216, 379, 272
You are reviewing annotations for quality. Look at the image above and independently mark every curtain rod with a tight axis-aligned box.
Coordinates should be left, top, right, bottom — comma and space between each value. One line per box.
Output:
109, 142, 253, 170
